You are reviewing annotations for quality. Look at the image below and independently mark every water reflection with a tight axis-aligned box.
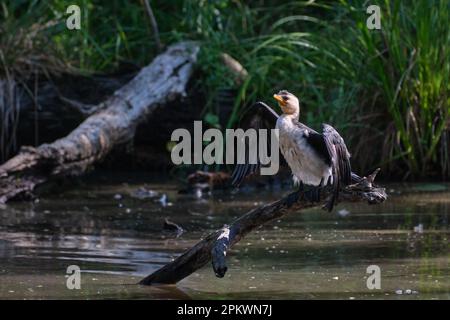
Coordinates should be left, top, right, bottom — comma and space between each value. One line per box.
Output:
0, 178, 448, 299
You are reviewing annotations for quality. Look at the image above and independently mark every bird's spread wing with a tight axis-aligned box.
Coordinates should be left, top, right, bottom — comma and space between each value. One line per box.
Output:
322, 123, 351, 211
231, 101, 281, 186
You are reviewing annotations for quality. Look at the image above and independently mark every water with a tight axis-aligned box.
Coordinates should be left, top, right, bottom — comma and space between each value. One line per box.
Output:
0, 173, 448, 299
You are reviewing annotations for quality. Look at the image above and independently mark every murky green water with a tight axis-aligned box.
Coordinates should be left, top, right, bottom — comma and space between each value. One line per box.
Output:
0, 172, 449, 299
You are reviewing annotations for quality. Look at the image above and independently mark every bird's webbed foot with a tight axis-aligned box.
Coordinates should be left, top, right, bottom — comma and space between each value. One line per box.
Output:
286, 181, 323, 207
300, 180, 323, 203
303, 186, 321, 203
285, 189, 301, 207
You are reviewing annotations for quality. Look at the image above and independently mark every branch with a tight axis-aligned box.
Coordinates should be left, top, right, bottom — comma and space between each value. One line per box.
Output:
142, 0, 162, 53
58, 94, 99, 116
139, 169, 387, 285
220, 53, 248, 85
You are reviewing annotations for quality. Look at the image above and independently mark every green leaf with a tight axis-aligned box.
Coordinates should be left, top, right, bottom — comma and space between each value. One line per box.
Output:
204, 112, 220, 127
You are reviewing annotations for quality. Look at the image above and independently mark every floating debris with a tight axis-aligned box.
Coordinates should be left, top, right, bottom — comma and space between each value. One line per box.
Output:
130, 187, 159, 200
178, 171, 230, 196
395, 289, 418, 295
163, 218, 184, 237
114, 194, 122, 200
338, 209, 350, 217
195, 189, 203, 199
413, 224, 424, 233
159, 194, 168, 207
187, 171, 230, 190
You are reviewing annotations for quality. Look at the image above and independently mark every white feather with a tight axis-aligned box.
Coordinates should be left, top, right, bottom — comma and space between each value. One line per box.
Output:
276, 115, 332, 186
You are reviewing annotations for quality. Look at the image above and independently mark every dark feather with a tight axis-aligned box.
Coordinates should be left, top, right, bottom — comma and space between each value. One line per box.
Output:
231, 102, 282, 186
322, 123, 351, 211
291, 120, 332, 166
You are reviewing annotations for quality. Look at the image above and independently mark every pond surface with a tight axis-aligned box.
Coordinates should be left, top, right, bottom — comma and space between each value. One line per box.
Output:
0, 172, 449, 299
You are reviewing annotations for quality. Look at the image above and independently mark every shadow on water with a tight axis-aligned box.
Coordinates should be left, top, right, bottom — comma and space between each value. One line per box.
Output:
0, 173, 448, 299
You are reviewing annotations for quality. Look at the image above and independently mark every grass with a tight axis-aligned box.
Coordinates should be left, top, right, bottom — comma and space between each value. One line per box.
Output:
0, 1, 66, 161
0, 0, 448, 179
323, 0, 450, 178
179, 0, 450, 179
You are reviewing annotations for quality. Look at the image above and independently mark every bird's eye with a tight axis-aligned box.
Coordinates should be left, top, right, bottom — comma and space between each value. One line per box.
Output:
282, 96, 289, 101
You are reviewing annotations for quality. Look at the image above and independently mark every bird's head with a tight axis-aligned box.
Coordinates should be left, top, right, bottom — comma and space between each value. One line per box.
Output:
273, 90, 299, 117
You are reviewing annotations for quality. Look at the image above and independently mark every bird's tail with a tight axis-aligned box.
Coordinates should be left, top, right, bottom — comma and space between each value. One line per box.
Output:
324, 170, 341, 212
323, 188, 338, 212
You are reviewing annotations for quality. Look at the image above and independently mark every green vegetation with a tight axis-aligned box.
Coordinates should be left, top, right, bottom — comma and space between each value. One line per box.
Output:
331, 0, 450, 179
1, 0, 449, 179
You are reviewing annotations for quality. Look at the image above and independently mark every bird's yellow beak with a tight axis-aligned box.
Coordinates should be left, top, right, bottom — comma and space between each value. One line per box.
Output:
273, 94, 286, 106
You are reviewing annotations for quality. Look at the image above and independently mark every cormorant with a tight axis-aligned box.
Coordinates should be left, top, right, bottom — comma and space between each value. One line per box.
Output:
231, 90, 351, 211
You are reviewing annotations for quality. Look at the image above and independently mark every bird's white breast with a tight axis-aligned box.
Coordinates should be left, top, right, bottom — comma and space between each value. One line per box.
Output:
276, 115, 332, 186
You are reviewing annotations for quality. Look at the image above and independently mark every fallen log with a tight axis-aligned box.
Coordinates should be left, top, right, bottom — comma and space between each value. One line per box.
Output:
139, 169, 387, 285
0, 41, 199, 203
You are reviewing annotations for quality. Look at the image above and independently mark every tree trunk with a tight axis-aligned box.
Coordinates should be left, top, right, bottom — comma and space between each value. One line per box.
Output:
0, 41, 199, 203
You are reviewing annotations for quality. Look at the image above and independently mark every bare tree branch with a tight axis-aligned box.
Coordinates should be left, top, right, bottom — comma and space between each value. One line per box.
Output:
139, 169, 387, 285
142, 0, 162, 53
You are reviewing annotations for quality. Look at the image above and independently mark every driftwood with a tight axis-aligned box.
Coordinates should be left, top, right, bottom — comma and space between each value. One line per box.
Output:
139, 169, 387, 285
0, 42, 199, 203
220, 53, 248, 85
184, 170, 231, 193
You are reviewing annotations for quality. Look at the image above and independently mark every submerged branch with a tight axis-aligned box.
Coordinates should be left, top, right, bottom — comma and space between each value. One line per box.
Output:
139, 169, 387, 285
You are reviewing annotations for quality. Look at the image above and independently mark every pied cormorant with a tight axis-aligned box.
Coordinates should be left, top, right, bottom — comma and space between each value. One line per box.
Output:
231, 90, 351, 211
